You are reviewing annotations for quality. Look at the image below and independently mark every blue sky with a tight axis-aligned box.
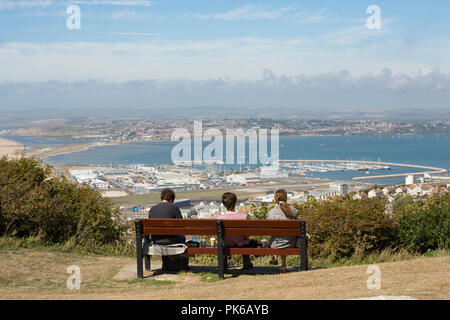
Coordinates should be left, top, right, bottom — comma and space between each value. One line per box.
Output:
0, 1, 448, 113
1, 0, 448, 80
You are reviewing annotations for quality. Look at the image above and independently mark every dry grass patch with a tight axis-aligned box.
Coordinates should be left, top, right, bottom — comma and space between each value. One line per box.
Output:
0, 247, 448, 300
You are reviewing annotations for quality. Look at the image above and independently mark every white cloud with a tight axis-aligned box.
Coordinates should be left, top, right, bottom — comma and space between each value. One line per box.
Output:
72, 0, 155, 6
293, 8, 330, 24
187, 4, 295, 21
111, 9, 137, 20
103, 32, 161, 36
0, 0, 52, 10
0, 0, 156, 10
1, 69, 448, 114
0, 33, 448, 82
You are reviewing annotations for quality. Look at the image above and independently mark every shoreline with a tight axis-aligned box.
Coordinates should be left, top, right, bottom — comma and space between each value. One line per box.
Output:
0, 138, 24, 158
31, 142, 121, 161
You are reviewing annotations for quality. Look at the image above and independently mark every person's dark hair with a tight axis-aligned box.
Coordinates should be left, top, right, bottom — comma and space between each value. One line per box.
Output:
274, 189, 294, 219
161, 188, 176, 202
222, 192, 237, 211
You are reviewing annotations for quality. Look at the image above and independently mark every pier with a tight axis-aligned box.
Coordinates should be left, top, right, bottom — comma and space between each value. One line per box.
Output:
278, 159, 448, 181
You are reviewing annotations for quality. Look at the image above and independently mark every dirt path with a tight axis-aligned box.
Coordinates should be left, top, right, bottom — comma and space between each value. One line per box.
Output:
0, 248, 448, 300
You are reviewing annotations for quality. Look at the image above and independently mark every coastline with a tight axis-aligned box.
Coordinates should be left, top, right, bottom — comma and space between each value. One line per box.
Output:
30, 142, 121, 161
0, 138, 24, 158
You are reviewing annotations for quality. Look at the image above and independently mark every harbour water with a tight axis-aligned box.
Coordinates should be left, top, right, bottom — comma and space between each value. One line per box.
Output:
3, 134, 449, 185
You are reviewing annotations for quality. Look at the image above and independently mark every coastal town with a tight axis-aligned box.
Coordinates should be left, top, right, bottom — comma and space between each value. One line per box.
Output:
3, 118, 449, 143
65, 161, 450, 221
1, 118, 449, 223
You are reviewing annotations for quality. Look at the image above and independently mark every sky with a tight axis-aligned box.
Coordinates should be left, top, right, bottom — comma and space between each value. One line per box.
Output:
0, 0, 449, 116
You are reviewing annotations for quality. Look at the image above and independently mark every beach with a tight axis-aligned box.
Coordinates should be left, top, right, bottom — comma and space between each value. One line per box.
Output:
0, 138, 24, 158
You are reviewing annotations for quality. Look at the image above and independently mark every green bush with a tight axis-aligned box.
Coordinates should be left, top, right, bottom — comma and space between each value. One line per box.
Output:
250, 195, 394, 260
0, 156, 125, 245
293, 196, 394, 259
393, 189, 450, 253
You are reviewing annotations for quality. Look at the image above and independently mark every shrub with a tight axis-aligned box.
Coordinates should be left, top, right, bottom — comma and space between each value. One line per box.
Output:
249, 195, 394, 260
393, 189, 449, 253
293, 196, 394, 259
249, 201, 273, 220
0, 156, 125, 245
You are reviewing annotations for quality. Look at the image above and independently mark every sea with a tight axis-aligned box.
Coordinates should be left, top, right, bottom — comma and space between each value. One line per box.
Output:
2, 134, 449, 185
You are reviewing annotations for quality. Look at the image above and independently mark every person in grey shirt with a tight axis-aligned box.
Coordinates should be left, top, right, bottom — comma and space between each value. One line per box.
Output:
267, 189, 298, 273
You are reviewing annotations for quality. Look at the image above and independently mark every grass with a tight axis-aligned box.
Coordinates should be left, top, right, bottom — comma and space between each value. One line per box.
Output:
123, 278, 176, 286
0, 236, 135, 258
190, 247, 450, 270
0, 243, 448, 299
111, 187, 262, 206
109, 179, 332, 206
199, 273, 221, 283
1, 235, 448, 274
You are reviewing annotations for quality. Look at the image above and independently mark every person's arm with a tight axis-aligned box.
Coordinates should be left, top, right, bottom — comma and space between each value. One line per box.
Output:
290, 206, 298, 219
267, 208, 275, 220
175, 206, 183, 219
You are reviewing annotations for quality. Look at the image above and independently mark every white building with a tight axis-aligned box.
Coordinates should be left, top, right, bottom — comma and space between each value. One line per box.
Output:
226, 174, 248, 185
395, 187, 406, 194
253, 195, 274, 203
405, 175, 415, 185
382, 186, 394, 196
259, 164, 288, 178
368, 189, 383, 198
91, 179, 108, 189
353, 192, 368, 200
70, 169, 97, 184
330, 183, 349, 195
407, 184, 422, 196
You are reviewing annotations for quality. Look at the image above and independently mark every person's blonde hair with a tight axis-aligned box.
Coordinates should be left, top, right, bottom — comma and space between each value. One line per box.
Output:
274, 189, 294, 219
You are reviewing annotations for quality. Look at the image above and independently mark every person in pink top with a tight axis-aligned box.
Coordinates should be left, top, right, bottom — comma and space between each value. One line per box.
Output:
217, 192, 255, 269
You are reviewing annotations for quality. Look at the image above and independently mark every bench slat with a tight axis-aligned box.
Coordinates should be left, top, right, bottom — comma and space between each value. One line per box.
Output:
144, 227, 217, 236
225, 228, 300, 236
187, 247, 218, 254
221, 220, 300, 228
141, 219, 217, 227
227, 248, 301, 255
185, 248, 302, 255
141, 218, 300, 228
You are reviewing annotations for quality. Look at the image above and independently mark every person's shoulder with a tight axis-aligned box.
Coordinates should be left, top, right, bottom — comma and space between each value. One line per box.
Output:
220, 212, 247, 219
268, 205, 281, 216
289, 205, 298, 218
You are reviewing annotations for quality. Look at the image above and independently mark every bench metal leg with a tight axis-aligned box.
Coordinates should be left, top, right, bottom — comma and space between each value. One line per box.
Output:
300, 220, 308, 271
135, 220, 144, 278
144, 235, 151, 271
145, 255, 151, 271
216, 220, 225, 279
223, 254, 228, 274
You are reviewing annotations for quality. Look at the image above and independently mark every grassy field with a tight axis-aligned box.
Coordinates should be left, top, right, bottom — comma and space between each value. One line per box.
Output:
0, 240, 448, 300
110, 179, 334, 207
111, 187, 264, 206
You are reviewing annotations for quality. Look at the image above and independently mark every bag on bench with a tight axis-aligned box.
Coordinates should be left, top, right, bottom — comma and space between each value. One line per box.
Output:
146, 243, 189, 272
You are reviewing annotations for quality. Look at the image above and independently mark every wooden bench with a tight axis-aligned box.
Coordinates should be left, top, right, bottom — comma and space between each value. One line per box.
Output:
135, 218, 308, 279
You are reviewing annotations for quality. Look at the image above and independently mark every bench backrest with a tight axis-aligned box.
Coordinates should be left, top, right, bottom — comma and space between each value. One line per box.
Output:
221, 219, 301, 236
140, 218, 218, 236
138, 218, 304, 237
